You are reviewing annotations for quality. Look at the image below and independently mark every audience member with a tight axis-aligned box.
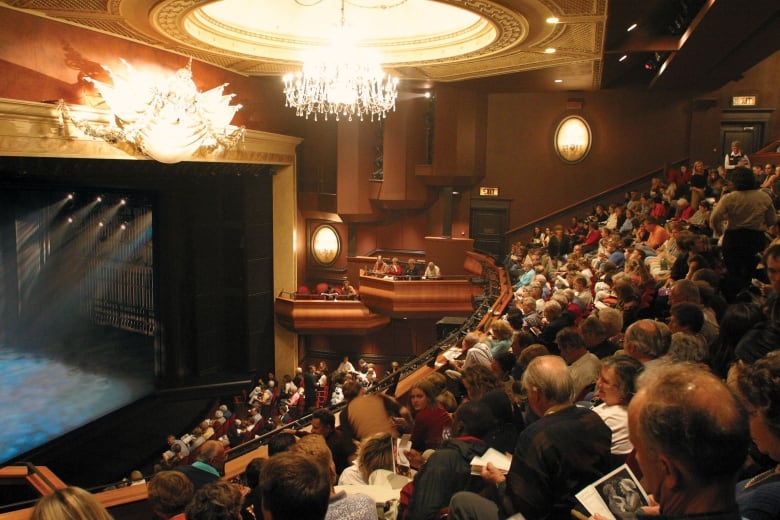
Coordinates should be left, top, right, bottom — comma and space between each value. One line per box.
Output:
591, 355, 643, 458
338, 431, 395, 486
31, 486, 113, 520
406, 401, 494, 520
267, 431, 297, 456
730, 351, 780, 520
147, 471, 195, 520
628, 362, 749, 519
710, 166, 775, 300
406, 378, 453, 452
261, 452, 330, 520
339, 382, 401, 442
185, 480, 242, 520
623, 319, 670, 367
579, 315, 618, 359
424, 261, 441, 279
240, 458, 264, 520
175, 440, 226, 491
310, 408, 357, 477
555, 327, 601, 400
291, 435, 378, 520
449, 355, 611, 520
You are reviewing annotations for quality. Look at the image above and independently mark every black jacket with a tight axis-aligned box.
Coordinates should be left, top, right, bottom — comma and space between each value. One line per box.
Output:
407, 437, 488, 520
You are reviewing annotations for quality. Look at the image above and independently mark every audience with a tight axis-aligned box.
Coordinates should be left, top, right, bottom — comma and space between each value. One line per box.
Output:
449, 355, 611, 520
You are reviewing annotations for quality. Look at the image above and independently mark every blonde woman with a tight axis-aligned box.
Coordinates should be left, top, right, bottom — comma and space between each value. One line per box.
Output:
31, 487, 113, 520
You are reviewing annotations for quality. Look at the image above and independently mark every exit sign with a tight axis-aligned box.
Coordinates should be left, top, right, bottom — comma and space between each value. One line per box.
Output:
732, 96, 756, 106
480, 187, 500, 196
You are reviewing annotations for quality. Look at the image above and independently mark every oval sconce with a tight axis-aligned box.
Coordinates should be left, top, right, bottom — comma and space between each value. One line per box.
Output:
554, 115, 592, 164
310, 224, 341, 267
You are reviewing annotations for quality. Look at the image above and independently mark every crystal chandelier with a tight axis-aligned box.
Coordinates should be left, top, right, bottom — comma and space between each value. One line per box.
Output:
282, 0, 399, 122
59, 59, 244, 163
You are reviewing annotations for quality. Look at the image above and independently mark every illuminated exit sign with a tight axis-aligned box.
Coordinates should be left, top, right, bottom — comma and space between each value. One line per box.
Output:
480, 187, 500, 196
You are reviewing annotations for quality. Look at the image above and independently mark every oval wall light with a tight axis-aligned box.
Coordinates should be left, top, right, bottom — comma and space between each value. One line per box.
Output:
554, 115, 592, 164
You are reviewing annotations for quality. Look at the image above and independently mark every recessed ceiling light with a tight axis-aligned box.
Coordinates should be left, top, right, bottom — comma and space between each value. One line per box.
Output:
619, 54, 628, 62
627, 23, 638, 32
546, 17, 559, 24
545, 48, 556, 54
554, 79, 563, 83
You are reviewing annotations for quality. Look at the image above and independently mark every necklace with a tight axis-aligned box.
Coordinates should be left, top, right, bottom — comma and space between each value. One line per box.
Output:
743, 466, 780, 490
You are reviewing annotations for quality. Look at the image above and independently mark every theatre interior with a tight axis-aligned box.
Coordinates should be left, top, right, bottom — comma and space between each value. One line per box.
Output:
0, 0, 779, 517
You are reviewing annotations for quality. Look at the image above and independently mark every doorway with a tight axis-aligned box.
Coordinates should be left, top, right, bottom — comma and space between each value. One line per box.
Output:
720, 108, 773, 158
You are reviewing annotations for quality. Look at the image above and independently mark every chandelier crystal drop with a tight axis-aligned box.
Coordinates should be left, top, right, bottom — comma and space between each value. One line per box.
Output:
282, 2, 399, 122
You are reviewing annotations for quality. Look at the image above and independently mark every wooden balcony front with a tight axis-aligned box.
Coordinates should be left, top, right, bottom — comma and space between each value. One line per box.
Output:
357, 274, 481, 318
274, 294, 391, 335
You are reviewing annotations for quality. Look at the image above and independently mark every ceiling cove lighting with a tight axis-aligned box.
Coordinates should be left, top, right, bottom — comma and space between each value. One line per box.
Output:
282, 0, 399, 122
58, 59, 244, 164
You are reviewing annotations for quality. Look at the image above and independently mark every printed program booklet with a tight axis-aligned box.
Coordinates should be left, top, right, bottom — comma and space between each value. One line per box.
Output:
575, 464, 649, 520
470, 447, 512, 475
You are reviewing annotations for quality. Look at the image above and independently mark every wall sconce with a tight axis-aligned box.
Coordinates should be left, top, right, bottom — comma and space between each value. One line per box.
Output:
58, 59, 244, 164
310, 224, 341, 267
554, 115, 592, 164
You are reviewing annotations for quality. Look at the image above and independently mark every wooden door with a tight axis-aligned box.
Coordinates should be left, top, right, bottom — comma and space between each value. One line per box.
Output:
470, 198, 511, 261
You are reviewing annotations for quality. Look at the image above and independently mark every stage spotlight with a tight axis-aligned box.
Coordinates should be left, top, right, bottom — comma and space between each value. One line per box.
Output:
96, 196, 103, 203
120, 198, 127, 205
120, 223, 127, 231
67, 217, 73, 224
99, 221, 104, 227
67, 193, 74, 200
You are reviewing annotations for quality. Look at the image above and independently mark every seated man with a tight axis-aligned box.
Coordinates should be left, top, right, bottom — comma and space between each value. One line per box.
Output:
627, 362, 749, 519
555, 327, 600, 401
406, 401, 494, 520
449, 355, 611, 520
174, 440, 226, 491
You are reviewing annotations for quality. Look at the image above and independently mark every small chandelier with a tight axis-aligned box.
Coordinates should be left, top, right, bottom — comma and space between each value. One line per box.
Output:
59, 59, 244, 163
282, 0, 399, 122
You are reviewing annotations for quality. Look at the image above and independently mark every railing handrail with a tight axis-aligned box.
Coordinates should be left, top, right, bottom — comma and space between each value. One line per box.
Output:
505, 158, 689, 241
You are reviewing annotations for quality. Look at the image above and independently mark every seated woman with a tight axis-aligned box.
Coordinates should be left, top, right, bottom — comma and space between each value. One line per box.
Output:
404, 258, 421, 277
341, 279, 357, 299
337, 431, 395, 485
387, 257, 404, 276
730, 351, 780, 520
407, 378, 452, 452
591, 355, 644, 460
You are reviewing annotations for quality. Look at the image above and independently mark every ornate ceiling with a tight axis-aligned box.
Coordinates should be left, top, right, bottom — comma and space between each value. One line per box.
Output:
2, 0, 607, 91
2, 0, 779, 93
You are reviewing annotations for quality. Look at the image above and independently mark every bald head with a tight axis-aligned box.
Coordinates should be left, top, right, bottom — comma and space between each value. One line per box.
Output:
624, 319, 669, 362
522, 355, 573, 407
628, 363, 749, 514
198, 440, 226, 470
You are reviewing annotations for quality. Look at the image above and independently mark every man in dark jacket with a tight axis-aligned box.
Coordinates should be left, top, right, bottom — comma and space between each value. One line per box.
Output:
406, 400, 494, 520
175, 440, 225, 491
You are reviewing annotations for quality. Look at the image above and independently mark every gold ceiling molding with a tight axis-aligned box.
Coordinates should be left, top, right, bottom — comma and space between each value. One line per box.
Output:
0, 97, 299, 165
1, 0, 607, 85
